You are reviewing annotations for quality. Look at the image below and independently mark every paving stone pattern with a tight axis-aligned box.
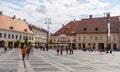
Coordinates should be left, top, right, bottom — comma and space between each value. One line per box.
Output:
29, 54, 61, 72
33, 49, 120, 72
0, 49, 19, 72
0, 48, 120, 72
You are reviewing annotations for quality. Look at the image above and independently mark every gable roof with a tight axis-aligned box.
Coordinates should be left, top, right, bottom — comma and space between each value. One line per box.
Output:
0, 15, 33, 34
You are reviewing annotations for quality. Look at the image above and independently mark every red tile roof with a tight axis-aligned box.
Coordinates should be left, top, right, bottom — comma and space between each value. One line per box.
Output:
29, 25, 48, 33
53, 16, 120, 36
0, 15, 33, 34
53, 21, 80, 36
77, 16, 119, 33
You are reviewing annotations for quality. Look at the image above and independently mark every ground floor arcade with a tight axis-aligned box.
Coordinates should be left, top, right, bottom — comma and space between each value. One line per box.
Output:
0, 40, 33, 48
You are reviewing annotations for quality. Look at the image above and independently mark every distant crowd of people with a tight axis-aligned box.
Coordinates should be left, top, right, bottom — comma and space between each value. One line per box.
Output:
56, 46, 74, 55
35, 45, 49, 51
81, 47, 112, 54
4, 45, 13, 52
3, 44, 114, 61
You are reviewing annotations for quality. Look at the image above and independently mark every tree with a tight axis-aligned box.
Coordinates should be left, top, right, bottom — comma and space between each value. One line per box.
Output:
49, 39, 52, 44
15, 40, 21, 48
24, 36, 28, 47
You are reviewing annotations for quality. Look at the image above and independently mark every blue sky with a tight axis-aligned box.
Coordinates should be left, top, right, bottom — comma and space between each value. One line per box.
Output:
0, 0, 120, 33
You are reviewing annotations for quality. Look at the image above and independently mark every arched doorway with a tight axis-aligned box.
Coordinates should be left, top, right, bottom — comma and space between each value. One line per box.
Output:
72, 43, 76, 49
0, 40, 5, 47
8, 41, 13, 48
98, 43, 104, 52
113, 43, 117, 51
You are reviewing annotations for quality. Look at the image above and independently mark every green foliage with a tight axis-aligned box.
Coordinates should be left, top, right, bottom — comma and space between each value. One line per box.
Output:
16, 40, 21, 47
24, 36, 28, 47
24, 36, 32, 47
49, 39, 52, 44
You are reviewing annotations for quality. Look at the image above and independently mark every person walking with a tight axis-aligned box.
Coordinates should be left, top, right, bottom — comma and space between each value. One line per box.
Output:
65, 46, 69, 55
69, 47, 73, 55
4, 46, 7, 52
26, 45, 31, 60
56, 46, 59, 55
60, 46, 64, 55
21, 45, 26, 60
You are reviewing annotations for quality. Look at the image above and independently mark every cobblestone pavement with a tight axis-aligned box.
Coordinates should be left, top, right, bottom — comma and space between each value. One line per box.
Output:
0, 48, 19, 72
0, 48, 120, 72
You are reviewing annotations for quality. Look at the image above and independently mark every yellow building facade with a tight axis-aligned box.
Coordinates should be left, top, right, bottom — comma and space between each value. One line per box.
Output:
0, 12, 34, 48
51, 15, 120, 51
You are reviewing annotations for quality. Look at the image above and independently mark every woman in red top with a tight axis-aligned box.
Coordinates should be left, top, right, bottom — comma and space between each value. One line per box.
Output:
21, 46, 26, 60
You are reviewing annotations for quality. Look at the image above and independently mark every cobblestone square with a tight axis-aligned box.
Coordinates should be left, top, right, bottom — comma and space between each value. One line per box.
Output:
0, 48, 119, 72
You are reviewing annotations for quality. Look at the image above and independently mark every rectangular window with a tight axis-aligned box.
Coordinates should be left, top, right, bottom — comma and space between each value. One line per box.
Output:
95, 35, 98, 40
4, 33, 6, 38
113, 35, 116, 41
29, 36, 31, 40
12, 34, 14, 39
83, 35, 86, 41
90, 35, 92, 40
23, 36, 25, 40
0, 33, 2, 38
16, 35, 18, 39
20, 35, 22, 39
100, 35, 103, 40
8, 34, 11, 39
78, 36, 81, 41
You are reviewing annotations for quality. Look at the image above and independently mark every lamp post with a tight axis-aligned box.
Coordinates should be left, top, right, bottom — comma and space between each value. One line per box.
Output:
66, 26, 70, 48
104, 12, 110, 53
72, 31, 76, 49
119, 17, 120, 51
45, 18, 51, 51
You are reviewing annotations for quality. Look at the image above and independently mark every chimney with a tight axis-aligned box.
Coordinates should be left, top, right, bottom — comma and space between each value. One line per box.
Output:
89, 15, 92, 19
73, 19, 75, 23
62, 24, 64, 27
12, 15, 16, 19
119, 16, 120, 21
23, 19, 26, 21
107, 12, 110, 19
0, 11, 2, 15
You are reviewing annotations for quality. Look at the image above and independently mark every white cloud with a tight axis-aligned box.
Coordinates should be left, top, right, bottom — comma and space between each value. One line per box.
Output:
0, 0, 120, 33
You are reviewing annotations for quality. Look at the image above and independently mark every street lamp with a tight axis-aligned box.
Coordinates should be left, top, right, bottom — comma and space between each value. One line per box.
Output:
119, 17, 120, 51
45, 18, 51, 51
104, 12, 110, 53
65, 26, 70, 48
71, 31, 76, 49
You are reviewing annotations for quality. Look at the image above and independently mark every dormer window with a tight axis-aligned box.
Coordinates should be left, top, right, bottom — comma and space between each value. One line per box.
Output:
95, 28, 98, 31
24, 29, 27, 32
57, 39, 59, 42
23, 19, 26, 21
12, 15, 16, 19
9, 26, 13, 30
84, 28, 87, 31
